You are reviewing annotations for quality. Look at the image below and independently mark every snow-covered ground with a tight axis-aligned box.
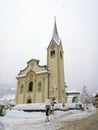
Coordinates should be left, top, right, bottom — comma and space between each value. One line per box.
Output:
0, 104, 96, 130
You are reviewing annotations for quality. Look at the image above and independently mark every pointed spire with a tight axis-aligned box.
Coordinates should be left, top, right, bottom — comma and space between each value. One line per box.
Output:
52, 16, 60, 44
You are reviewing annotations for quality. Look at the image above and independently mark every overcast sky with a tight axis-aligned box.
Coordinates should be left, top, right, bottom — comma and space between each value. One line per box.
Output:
0, 0, 97, 95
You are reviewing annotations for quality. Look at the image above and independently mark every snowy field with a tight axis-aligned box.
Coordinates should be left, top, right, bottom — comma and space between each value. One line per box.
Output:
0, 104, 96, 130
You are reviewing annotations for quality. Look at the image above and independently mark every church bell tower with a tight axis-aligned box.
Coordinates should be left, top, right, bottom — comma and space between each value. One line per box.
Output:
47, 18, 66, 103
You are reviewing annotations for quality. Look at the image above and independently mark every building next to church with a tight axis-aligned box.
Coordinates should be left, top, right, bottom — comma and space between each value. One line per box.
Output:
15, 19, 67, 104
93, 91, 98, 107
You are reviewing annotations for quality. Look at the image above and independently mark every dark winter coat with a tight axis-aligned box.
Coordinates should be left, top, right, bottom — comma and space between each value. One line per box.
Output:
46, 108, 50, 116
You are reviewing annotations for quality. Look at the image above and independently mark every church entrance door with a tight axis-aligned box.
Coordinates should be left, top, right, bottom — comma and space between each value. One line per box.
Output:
27, 99, 32, 103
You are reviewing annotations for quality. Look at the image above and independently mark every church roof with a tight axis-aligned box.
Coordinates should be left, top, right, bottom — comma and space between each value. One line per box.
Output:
16, 69, 50, 78
52, 17, 60, 44
27, 58, 39, 64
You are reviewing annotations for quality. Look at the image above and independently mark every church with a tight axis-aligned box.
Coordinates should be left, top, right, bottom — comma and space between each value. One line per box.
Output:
15, 19, 67, 104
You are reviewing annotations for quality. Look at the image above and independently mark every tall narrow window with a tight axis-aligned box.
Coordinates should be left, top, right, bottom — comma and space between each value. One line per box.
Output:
37, 82, 42, 92
51, 50, 55, 57
20, 85, 23, 93
60, 51, 62, 59
29, 81, 33, 92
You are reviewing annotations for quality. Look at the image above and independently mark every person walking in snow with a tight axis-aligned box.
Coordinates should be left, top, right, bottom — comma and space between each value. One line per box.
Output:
45, 107, 50, 122
51, 99, 54, 115
45, 99, 51, 122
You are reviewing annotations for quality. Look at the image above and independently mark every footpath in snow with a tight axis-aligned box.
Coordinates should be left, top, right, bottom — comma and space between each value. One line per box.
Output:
0, 104, 96, 130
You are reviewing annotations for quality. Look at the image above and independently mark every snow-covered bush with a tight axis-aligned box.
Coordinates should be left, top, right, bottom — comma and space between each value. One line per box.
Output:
78, 86, 93, 110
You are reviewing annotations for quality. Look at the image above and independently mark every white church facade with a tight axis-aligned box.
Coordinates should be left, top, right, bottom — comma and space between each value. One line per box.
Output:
15, 19, 67, 104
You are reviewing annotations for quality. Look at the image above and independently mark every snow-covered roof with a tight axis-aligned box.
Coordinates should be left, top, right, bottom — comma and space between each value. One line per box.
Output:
17, 70, 50, 78
36, 70, 50, 74
0, 94, 15, 101
93, 91, 98, 97
66, 90, 80, 94
16, 74, 26, 78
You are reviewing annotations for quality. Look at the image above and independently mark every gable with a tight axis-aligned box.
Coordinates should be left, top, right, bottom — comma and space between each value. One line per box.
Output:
16, 59, 50, 79
47, 39, 59, 50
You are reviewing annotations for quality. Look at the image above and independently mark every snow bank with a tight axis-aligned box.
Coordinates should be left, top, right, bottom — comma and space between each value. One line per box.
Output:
13, 103, 46, 111
0, 104, 96, 130
5, 110, 45, 120
12, 103, 65, 111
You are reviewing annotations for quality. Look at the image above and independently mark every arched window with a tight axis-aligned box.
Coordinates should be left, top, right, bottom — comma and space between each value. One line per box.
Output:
72, 97, 77, 103
37, 82, 42, 92
50, 50, 55, 57
29, 81, 33, 92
